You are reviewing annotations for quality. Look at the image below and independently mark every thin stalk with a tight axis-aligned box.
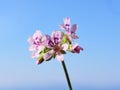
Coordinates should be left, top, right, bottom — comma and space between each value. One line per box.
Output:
61, 61, 72, 90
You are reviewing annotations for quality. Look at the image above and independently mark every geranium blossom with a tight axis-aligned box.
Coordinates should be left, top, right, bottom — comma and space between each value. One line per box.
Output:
43, 31, 65, 61
60, 18, 78, 42
60, 18, 71, 32
28, 30, 42, 51
28, 18, 83, 64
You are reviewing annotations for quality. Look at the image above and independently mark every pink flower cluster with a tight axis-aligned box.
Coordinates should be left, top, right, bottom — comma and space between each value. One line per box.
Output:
28, 18, 83, 64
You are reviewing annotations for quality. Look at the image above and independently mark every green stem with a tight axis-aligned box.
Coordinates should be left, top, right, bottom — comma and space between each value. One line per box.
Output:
62, 61, 72, 90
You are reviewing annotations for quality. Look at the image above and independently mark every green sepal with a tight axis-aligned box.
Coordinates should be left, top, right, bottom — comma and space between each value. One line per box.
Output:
37, 53, 44, 61
44, 47, 52, 53
37, 58, 44, 64
61, 35, 67, 44
68, 44, 72, 51
61, 50, 66, 54
53, 53, 56, 58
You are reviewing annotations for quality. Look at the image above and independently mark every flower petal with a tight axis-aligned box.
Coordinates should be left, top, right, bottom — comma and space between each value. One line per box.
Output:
29, 45, 36, 51
41, 34, 51, 46
33, 30, 42, 40
64, 18, 70, 25
52, 31, 63, 44
56, 54, 64, 61
62, 43, 68, 51
43, 50, 54, 61
28, 36, 34, 45
31, 51, 39, 58
71, 24, 77, 33
37, 46, 45, 52
66, 32, 73, 42
59, 24, 66, 30
52, 31, 63, 39
71, 34, 79, 39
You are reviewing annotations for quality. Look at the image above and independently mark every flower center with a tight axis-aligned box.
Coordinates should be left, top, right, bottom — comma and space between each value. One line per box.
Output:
53, 45, 61, 55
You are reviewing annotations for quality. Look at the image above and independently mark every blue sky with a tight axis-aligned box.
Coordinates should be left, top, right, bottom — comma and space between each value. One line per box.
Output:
0, 0, 120, 89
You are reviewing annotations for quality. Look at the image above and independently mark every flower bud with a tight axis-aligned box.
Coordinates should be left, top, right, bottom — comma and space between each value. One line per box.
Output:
36, 58, 44, 65
71, 44, 83, 53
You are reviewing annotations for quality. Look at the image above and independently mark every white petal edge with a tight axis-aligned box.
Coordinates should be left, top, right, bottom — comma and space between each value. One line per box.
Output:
56, 54, 64, 61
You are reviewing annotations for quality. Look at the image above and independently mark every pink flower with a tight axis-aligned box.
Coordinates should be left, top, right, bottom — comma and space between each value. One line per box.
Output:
51, 30, 63, 44
71, 44, 83, 53
60, 18, 70, 32
44, 31, 66, 61
33, 30, 42, 40
33, 30, 42, 47
47, 31, 63, 48
60, 18, 77, 33
60, 18, 78, 42
28, 18, 83, 64
28, 30, 42, 51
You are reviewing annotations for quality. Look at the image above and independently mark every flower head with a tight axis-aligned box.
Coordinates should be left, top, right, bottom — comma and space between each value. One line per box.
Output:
28, 18, 83, 64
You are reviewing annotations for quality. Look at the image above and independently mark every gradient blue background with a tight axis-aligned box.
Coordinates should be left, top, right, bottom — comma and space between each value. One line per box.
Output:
0, 0, 120, 90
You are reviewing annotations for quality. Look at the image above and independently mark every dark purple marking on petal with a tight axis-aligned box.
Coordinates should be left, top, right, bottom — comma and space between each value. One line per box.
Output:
48, 40, 54, 47
65, 24, 70, 26
54, 37, 59, 44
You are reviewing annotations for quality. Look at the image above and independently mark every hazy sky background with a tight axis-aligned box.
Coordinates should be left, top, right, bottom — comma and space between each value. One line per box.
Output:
0, 0, 120, 89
